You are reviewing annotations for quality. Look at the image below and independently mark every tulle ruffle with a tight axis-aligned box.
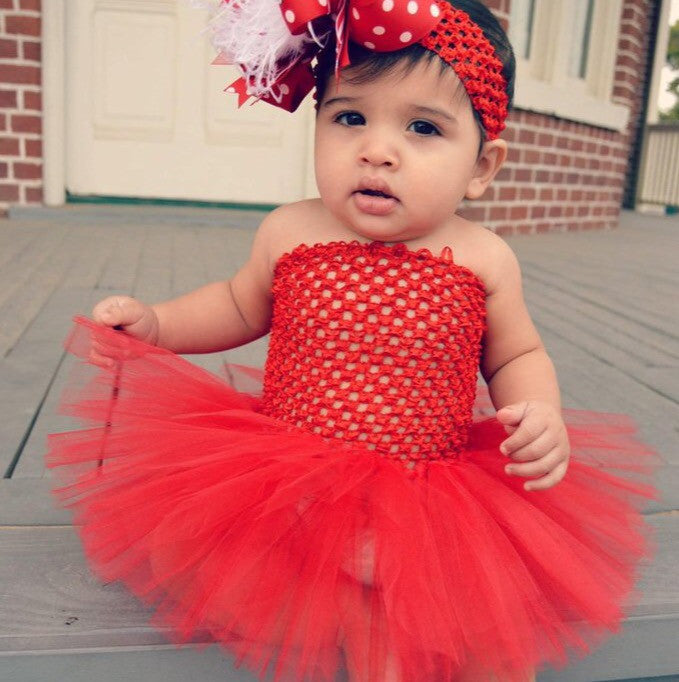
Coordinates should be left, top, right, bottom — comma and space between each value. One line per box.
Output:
46, 317, 660, 682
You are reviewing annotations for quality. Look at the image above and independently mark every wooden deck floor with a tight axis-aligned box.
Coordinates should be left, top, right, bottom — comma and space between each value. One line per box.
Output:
0, 205, 677, 682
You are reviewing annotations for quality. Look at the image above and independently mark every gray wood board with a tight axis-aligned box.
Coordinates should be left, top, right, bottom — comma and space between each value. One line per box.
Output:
0, 517, 676, 680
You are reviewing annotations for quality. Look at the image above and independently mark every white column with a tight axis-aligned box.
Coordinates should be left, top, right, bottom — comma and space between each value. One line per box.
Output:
41, 0, 66, 206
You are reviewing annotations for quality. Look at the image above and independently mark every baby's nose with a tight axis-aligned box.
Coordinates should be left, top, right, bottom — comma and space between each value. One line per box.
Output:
359, 135, 399, 168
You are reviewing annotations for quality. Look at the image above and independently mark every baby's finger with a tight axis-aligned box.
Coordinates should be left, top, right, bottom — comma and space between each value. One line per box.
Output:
504, 430, 557, 462
504, 446, 564, 479
521, 460, 569, 492
500, 413, 548, 456
88, 347, 115, 369
92, 296, 144, 329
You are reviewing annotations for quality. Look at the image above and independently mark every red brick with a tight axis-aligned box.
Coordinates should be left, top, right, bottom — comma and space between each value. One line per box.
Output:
489, 206, 508, 221
507, 147, 521, 163
517, 224, 533, 234
5, 15, 41, 36
24, 185, 43, 203
0, 0, 15, 8
558, 154, 572, 167
458, 205, 486, 222
543, 152, 557, 165
0, 136, 20, 154
510, 206, 528, 220
0, 162, 8, 178
518, 129, 536, 145
20, 0, 41, 10
539, 188, 553, 201
0, 113, 5, 130
0, 89, 18, 108
22, 40, 41, 61
495, 167, 511, 182
515, 168, 531, 182
11, 113, 41, 133
24, 137, 41, 157
519, 187, 536, 200
495, 225, 514, 237
0, 38, 19, 58
0, 183, 19, 201
13, 161, 41, 179
535, 170, 549, 183
499, 187, 517, 201
548, 205, 564, 217
537, 133, 554, 147
530, 205, 546, 218
524, 149, 541, 164
22, 90, 40, 110
0, 64, 40, 85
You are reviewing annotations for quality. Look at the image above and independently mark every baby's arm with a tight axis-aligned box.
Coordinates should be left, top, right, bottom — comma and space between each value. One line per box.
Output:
92, 209, 281, 355
480, 240, 570, 491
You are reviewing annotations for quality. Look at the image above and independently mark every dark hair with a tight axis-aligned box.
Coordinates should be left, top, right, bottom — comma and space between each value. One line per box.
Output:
313, 0, 516, 145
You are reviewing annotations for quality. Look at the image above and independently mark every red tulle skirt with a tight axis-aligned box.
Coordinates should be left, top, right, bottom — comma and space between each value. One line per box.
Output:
46, 318, 660, 682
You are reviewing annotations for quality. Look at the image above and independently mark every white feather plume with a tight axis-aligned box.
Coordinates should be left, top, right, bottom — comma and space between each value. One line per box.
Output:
193, 0, 325, 100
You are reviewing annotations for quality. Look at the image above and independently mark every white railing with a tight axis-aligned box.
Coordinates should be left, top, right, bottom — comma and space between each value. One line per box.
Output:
637, 123, 679, 208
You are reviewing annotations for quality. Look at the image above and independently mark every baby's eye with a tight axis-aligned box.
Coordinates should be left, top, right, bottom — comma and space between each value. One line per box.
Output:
408, 120, 441, 136
335, 111, 366, 127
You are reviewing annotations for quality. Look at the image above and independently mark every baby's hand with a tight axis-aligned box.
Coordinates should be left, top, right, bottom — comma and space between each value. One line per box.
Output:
495, 401, 570, 492
89, 296, 159, 367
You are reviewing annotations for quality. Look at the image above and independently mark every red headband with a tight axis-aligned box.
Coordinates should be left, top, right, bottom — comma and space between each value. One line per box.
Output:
212, 0, 508, 139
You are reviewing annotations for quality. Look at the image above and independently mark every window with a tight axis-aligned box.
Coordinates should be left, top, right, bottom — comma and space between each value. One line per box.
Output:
508, 0, 536, 61
509, 0, 628, 131
568, 0, 594, 79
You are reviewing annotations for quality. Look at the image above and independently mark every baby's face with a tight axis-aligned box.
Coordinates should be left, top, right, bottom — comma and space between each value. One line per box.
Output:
314, 57, 486, 243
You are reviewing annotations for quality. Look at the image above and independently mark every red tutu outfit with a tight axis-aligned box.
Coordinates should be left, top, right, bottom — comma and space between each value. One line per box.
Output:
47, 240, 659, 682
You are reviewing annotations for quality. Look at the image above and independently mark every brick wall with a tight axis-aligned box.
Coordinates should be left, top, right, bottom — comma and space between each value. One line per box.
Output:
0, 0, 42, 211
458, 0, 656, 235
0, 0, 658, 234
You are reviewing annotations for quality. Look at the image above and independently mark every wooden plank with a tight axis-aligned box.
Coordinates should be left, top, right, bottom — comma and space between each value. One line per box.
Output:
96, 224, 145, 293
0, 222, 40, 272
0, 646, 261, 682
3, 287, 101, 479
171, 225, 208, 295
0, 479, 71, 525
132, 224, 174, 304
0, 517, 676, 680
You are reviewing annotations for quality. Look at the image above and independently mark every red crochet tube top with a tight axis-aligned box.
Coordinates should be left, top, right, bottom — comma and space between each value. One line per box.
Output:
261, 241, 487, 468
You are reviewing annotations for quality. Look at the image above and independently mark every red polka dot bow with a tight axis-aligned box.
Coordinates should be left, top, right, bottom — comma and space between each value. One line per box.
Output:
212, 0, 441, 112
208, 0, 508, 138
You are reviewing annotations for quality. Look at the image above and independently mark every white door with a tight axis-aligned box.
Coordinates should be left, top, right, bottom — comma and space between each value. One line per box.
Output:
65, 0, 316, 204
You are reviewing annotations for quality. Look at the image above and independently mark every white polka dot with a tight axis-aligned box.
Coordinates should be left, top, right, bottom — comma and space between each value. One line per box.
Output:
399, 31, 412, 42
407, 1, 418, 14
352, 7, 360, 19
373, 25, 386, 35
226, 87, 236, 93
284, 9, 295, 22
280, 84, 290, 95
364, 41, 376, 49
430, 3, 440, 17
318, 0, 327, 5
382, 0, 394, 11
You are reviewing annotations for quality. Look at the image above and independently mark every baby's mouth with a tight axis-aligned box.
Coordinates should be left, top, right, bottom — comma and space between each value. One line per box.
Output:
352, 188, 399, 216
356, 189, 395, 199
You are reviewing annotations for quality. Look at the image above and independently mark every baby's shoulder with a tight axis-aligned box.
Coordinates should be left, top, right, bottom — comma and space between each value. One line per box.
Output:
255, 199, 332, 265
447, 219, 520, 295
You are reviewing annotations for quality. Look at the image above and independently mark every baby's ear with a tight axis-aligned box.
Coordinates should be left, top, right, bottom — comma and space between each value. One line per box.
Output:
465, 139, 508, 200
